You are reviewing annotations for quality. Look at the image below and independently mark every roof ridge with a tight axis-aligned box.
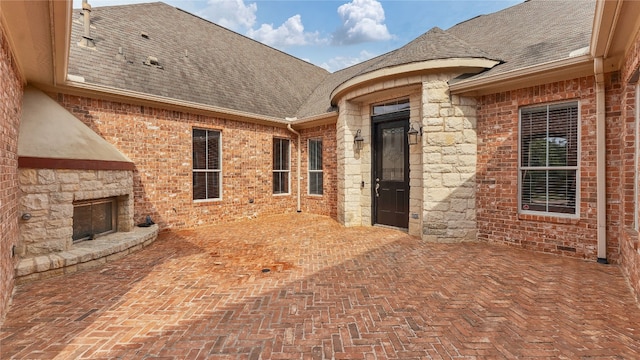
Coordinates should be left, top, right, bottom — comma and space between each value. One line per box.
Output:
74, 1, 167, 10
447, 0, 526, 31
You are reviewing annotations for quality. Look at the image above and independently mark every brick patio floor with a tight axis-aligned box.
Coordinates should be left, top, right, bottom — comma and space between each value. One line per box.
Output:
1, 213, 640, 359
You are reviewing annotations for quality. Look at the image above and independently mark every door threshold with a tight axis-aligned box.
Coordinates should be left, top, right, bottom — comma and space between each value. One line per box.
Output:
373, 224, 408, 232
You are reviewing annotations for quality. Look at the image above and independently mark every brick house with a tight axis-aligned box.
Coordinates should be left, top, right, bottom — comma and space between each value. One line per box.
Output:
1, 0, 639, 321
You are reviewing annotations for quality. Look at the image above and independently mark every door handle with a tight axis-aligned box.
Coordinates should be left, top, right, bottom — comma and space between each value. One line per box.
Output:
375, 178, 380, 197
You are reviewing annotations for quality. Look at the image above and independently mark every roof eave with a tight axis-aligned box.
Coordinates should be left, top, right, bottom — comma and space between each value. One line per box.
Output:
0, 0, 72, 85
449, 54, 594, 96
590, 0, 640, 79
330, 58, 500, 105
590, 0, 622, 59
42, 80, 293, 127
289, 112, 338, 130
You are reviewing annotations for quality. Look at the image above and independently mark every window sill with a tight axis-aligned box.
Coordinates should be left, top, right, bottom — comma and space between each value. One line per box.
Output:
272, 193, 290, 197
194, 198, 222, 204
517, 212, 581, 225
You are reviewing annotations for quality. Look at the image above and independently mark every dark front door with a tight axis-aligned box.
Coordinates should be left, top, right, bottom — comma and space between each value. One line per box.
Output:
373, 118, 409, 229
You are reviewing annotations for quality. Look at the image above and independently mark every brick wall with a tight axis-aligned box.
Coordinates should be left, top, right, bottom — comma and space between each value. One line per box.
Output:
299, 124, 338, 219
620, 27, 640, 301
56, 94, 337, 230
476, 76, 622, 261
0, 24, 23, 322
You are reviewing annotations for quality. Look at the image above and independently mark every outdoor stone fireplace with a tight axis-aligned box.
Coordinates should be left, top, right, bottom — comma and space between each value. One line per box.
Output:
12, 87, 156, 283
17, 168, 134, 257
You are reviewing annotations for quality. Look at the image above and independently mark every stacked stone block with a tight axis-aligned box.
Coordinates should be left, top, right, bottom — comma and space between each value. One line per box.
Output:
18, 169, 133, 257
336, 98, 366, 227
421, 77, 477, 242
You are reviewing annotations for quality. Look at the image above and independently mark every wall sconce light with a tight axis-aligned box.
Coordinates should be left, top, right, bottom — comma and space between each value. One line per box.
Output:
407, 123, 422, 145
354, 129, 364, 151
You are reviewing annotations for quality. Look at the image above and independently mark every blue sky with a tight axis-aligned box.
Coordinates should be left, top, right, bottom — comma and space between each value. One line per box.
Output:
74, 0, 522, 72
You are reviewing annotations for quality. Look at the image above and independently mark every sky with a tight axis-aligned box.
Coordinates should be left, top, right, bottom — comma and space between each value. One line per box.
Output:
73, 0, 522, 73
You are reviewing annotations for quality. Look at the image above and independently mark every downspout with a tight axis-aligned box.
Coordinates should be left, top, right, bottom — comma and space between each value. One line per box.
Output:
594, 57, 608, 264
286, 123, 302, 212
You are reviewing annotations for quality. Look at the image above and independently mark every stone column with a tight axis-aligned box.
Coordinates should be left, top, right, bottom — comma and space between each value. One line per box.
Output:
336, 99, 367, 226
421, 77, 477, 242
408, 91, 423, 237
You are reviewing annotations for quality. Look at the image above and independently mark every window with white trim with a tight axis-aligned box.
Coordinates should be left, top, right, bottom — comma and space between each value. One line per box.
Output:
273, 138, 290, 194
519, 102, 579, 216
308, 138, 323, 195
192, 129, 221, 200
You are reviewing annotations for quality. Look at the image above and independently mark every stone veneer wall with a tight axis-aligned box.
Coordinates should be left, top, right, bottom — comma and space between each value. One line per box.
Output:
336, 73, 477, 241
475, 75, 625, 261
336, 98, 365, 227
422, 77, 477, 242
18, 169, 133, 257
0, 23, 23, 322
56, 94, 337, 230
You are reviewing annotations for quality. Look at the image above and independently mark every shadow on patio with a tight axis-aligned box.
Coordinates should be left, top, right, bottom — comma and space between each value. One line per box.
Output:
1, 213, 639, 359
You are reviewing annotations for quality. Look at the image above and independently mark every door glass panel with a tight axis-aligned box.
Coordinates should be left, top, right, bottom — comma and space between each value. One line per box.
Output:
382, 127, 404, 181
373, 99, 410, 116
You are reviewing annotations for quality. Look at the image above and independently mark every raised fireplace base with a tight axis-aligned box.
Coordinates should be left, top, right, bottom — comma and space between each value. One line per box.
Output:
15, 225, 158, 284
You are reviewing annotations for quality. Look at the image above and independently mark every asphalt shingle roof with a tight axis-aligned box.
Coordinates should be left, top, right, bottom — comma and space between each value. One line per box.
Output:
448, 0, 596, 80
68, 2, 329, 119
68, 0, 597, 120
296, 27, 498, 117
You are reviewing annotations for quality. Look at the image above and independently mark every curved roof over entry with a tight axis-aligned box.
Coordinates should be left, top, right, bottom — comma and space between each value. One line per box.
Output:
298, 28, 501, 116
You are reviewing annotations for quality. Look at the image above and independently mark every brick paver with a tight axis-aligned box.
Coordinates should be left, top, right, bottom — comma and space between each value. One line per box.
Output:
1, 213, 639, 359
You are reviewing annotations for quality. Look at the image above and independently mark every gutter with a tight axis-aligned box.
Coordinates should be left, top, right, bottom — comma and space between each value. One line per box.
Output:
290, 111, 338, 128
286, 123, 302, 213
594, 57, 608, 264
55, 80, 339, 129
60, 80, 290, 125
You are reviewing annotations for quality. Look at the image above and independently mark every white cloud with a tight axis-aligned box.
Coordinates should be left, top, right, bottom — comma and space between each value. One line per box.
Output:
196, 0, 327, 48
333, 0, 392, 45
320, 50, 377, 72
198, 0, 257, 32
247, 15, 323, 47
